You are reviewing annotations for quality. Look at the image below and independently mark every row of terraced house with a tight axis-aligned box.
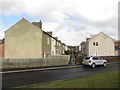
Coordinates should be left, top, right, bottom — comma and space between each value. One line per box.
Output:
1, 18, 67, 59
0, 18, 120, 59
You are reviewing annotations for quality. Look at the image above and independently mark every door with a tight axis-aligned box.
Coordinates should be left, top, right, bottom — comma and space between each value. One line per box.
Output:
92, 56, 101, 65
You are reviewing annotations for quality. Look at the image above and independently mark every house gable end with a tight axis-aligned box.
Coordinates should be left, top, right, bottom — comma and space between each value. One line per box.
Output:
5, 18, 43, 58
88, 32, 114, 41
5, 18, 42, 35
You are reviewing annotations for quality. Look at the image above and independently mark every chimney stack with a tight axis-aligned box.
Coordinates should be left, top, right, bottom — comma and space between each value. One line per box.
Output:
54, 37, 58, 40
46, 31, 53, 36
32, 20, 42, 29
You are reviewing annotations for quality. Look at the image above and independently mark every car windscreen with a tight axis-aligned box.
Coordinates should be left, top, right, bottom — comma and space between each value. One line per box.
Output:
84, 57, 90, 60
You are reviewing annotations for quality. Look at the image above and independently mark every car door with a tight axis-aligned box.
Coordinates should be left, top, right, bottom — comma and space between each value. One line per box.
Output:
92, 57, 100, 65
99, 57, 104, 65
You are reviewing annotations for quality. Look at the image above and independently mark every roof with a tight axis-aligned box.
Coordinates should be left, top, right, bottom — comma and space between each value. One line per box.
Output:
87, 32, 115, 41
80, 41, 86, 45
5, 18, 67, 46
115, 40, 120, 43
32, 22, 66, 45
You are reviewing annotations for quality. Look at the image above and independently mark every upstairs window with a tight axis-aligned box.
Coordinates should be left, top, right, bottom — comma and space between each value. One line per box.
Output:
93, 42, 98, 46
96, 42, 98, 46
93, 42, 96, 46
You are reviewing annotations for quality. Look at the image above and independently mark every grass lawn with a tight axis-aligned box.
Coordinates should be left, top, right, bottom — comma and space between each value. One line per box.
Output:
23, 70, 119, 88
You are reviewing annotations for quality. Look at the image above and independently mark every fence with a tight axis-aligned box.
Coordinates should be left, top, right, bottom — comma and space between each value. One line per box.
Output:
1, 55, 70, 70
75, 55, 119, 64
100, 56, 120, 62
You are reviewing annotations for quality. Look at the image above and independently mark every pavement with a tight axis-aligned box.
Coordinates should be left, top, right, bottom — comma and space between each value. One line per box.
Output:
1, 62, 118, 74
1, 64, 82, 74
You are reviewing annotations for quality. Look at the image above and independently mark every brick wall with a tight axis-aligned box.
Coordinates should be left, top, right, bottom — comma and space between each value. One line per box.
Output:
0, 44, 4, 59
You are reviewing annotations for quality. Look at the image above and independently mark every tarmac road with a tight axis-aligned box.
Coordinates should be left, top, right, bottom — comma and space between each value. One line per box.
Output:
2, 62, 118, 89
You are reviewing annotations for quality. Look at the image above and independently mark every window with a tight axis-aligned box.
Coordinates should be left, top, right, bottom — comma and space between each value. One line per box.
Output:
96, 42, 98, 46
47, 38, 50, 44
93, 57, 99, 60
105, 52, 110, 55
84, 57, 90, 60
93, 42, 96, 46
43, 53, 46, 58
93, 42, 98, 46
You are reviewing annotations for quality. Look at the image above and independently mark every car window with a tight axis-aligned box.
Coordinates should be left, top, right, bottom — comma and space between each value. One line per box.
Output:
84, 57, 90, 60
97, 57, 101, 60
93, 57, 99, 60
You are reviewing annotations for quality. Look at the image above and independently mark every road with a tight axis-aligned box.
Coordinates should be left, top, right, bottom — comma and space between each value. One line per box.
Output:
2, 63, 118, 89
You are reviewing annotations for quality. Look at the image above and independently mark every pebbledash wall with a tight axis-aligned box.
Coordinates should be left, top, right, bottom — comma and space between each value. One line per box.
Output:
5, 18, 43, 59
2, 55, 70, 70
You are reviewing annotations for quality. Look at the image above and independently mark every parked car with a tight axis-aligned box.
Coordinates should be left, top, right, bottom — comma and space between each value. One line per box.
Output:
82, 56, 107, 68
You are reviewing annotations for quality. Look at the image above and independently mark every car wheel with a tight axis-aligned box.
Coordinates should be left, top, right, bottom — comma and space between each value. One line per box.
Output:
91, 63, 95, 68
103, 62, 107, 67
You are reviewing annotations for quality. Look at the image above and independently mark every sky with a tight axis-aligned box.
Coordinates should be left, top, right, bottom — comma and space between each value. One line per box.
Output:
0, 0, 119, 46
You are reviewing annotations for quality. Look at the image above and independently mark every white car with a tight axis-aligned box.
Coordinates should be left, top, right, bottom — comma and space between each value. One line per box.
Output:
82, 56, 107, 68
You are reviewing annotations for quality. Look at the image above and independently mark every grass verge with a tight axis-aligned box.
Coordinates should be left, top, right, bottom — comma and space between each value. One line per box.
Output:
22, 70, 119, 88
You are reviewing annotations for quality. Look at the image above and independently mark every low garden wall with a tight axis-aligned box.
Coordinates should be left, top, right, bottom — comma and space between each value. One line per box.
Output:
1, 55, 70, 70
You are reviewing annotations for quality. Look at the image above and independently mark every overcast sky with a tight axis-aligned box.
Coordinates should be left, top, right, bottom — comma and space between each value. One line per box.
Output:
0, 0, 119, 45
